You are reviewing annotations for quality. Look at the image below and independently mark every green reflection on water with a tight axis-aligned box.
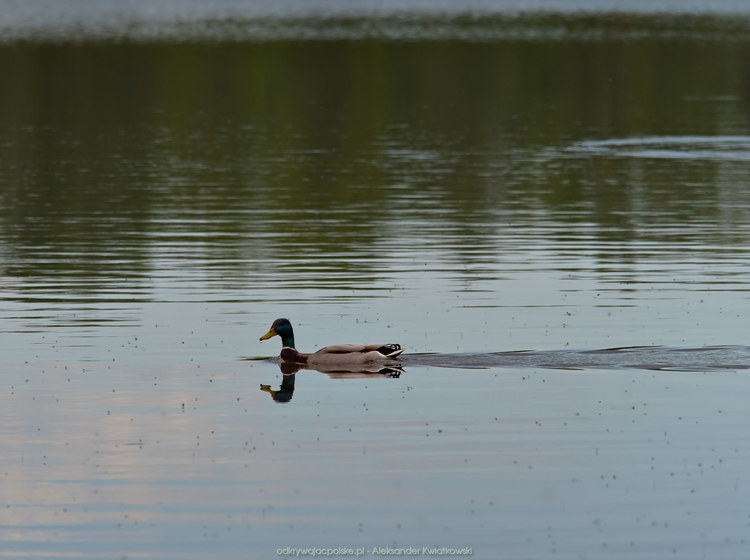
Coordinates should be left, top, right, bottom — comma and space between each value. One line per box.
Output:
1, 27, 749, 298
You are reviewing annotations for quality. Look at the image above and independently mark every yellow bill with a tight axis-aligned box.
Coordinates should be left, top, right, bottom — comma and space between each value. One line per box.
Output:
260, 327, 277, 341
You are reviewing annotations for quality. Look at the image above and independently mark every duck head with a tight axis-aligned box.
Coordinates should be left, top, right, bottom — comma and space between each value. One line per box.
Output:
260, 318, 296, 348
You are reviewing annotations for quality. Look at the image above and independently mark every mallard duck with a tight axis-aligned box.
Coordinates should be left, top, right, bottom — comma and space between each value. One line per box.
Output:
259, 318, 404, 366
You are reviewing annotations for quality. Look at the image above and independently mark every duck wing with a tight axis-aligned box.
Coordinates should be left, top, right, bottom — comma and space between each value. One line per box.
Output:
315, 343, 403, 358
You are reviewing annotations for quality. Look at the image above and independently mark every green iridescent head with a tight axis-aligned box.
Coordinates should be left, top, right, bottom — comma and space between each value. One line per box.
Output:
259, 318, 296, 348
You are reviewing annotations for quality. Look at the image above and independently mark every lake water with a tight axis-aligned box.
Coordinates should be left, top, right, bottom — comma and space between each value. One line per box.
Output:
2, 2, 750, 559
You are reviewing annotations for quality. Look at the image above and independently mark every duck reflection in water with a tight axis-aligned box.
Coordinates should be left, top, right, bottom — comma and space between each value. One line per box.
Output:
259, 318, 404, 402
260, 361, 403, 403
260, 362, 299, 403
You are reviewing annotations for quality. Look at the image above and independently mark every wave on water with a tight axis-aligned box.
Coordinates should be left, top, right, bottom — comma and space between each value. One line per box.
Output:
403, 345, 750, 372
566, 135, 750, 162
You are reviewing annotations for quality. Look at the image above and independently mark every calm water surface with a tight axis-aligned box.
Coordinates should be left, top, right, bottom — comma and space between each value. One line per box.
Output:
2, 2, 750, 559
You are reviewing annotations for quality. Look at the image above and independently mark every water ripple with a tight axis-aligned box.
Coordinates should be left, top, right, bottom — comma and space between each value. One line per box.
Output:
568, 135, 750, 162
405, 345, 750, 372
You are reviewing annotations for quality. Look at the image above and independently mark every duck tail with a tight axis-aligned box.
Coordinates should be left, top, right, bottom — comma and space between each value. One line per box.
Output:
378, 344, 404, 358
